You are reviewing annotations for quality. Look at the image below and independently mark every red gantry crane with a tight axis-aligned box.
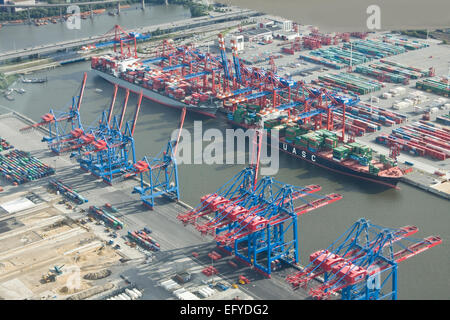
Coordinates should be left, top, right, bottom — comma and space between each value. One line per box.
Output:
285, 218, 441, 300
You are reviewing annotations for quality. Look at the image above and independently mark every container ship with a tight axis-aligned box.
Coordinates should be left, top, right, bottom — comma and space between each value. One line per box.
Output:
227, 104, 405, 188
91, 54, 220, 118
90, 29, 406, 187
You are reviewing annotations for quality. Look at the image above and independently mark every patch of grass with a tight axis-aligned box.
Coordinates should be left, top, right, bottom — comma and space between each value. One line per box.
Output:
0, 59, 52, 73
0, 73, 19, 90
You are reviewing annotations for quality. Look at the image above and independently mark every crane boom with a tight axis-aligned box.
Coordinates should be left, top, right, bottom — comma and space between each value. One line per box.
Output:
131, 91, 143, 137
118, 89, 130, 131
173, 107, 187, 158
107, 84, 118, 126
76, 72, 88, 112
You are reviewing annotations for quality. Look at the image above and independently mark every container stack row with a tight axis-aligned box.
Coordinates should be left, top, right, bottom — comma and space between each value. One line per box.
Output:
299, 46, 371, 69
48, 178, 88, 204
342, 40, 407, 58
316, 73, 381, 95
88, 205, 124, 230
376, 121, 450, 160
332, 142, 373, 166
299, 37, 425, 70
436, 113, 450, 126
416, 77, 450, 97
382, 35, 430, 50
127, 229, 160, 251
355, 65, 409, 83
0, 138, 13, 152
0, 150, 54, 185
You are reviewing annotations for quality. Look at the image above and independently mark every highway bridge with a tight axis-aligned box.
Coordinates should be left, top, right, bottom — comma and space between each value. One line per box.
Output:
0, 9, 260, 63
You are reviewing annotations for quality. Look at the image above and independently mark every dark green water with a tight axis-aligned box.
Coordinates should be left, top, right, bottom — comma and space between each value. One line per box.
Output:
1, 61, 448, 300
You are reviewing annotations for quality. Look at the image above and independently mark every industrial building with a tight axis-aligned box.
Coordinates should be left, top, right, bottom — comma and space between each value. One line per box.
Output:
243, 28, 274, 42
224, 34, 245, 51
273, 30, 299, 41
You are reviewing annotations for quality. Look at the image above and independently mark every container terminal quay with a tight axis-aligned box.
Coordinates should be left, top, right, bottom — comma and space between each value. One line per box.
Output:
0, 2, 448, 301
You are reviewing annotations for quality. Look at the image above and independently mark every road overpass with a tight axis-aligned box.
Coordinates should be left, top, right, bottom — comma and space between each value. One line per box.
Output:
0, 9, 260, 63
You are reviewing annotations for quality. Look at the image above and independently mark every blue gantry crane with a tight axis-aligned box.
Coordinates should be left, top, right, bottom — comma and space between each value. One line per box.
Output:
129, 107, 186, 209
285, 218, 441, 299
20, 72, 87, 154
209, 176, 340, 277
231, 39, 242, 83
78, 90, 142, 185
178, 162, 342, 277
217, 33, 231, 81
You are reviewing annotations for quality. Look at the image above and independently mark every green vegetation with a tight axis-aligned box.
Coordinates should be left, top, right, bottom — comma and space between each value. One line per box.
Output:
170, 0, 210, 17
0, 73, 18, 90
220, 26, 236, 36
398, 30, 429, 39
0, 59, 52, 73
152, 27, 166, 36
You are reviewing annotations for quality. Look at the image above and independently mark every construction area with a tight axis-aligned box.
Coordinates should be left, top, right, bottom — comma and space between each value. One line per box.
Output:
0, 176, 122, 299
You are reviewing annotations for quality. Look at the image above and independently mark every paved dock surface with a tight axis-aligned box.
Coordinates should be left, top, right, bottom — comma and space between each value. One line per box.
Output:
0, 112, 312, 300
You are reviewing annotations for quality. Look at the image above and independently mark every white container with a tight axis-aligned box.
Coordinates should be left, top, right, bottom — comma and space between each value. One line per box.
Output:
408, 91, 420, 98
125, 289, 138, 300
202, 287, 214, 297
381, 92, 392, 99
120, 293, 132, 300
160, 279, 171, 287
179, 292, 200, 300
166, 282, 179, 291
402, 99, 413, 107
200, 288, 210, 298
430, 107, 439, 113
393, 102, 409, 110
132, 288, 143, 298
198, 288, 209, 298
413, 106, 423, 113
174, 288, 187, 300
161, 279, 178, 290
204, 288, 213, 297
389, 88, 397, 94
173, 288, 186, 295
395, 86, 406, 94
205, 287, 215, 296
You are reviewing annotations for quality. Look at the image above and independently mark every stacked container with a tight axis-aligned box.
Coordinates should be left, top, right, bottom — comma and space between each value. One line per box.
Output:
0, 150, 54, 185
